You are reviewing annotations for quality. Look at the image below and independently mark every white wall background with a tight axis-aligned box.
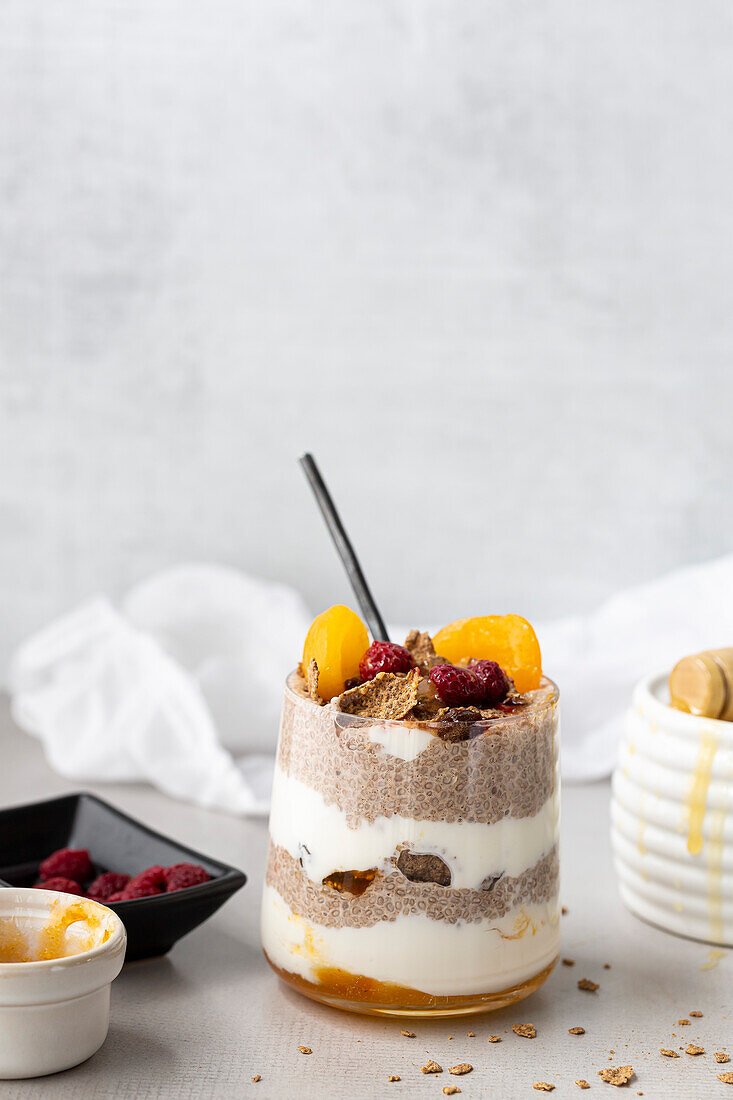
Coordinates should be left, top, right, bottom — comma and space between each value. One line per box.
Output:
1, 2, 732, 673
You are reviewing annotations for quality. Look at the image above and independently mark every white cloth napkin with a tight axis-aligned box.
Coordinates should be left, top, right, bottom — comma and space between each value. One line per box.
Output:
7, 565, 311, 816
7, 554, 733, 813
537, 550, 733, 780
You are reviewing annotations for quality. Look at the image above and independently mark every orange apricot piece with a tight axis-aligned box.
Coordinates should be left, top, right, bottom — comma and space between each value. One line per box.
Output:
432, 615, 542, 693
302, 605, 369, 701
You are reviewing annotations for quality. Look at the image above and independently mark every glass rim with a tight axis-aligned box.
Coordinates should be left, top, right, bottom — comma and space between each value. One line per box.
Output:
285, 669, 559, 730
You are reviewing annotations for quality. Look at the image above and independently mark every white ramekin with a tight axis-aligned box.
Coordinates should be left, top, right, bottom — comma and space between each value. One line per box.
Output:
0, 888, 127, 1079
611, 671, 733, 947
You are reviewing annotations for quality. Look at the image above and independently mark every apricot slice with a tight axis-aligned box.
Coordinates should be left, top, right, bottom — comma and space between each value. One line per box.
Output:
432, 615, 542, 693
302, 605, 369, 701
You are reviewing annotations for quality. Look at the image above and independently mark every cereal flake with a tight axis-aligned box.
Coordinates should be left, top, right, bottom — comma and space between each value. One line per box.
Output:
598, 1065, 635, 1086
404, 630, 444, 671
305, 659, 322, 704
512, 1023, 536, 1038
338, 669, 420, 720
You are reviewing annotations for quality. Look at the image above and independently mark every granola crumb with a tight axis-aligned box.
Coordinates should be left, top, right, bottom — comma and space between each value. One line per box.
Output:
298, 1046, 312, 1055
401, 1029, 416, 1038
421, 1061, 443, 1075
387, 1075, 400, 1082
689, 1011, 702, 1017
466, 1031, 475, 1037
533, 1086, 555, 1093
598, 1065, 634, 1086
448, 1064, 472, 1076
716, 1053, 730, 1064
677, 1019, 690, 1026
562, 906, 568, 915
251, 1075, 261, 1083
686, 1044, 704, 1056
562, 958, 576, 966
660, 1049, 679, 1058
512, 1023, 536, 1038
718, 1072, 733, 1084
443, 1088, 461, 1097
604, 963, 611, 969
575, 1083, 590, 1090
578, 978, 599, 992
569, 1027, 586, 1035
487, 1035, 501, 1042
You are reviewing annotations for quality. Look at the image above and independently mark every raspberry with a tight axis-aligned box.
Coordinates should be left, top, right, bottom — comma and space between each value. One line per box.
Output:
471, 660, 510, 706
126, 865, 166, 892
359, 641, 414, 681
164, 863, 210, 892
35, 877, 83, 895
119, 881, 162, 900
86, 872, 130, 901
38, 847, 92, 885
105, 892, 126, 903
428, 664, 484, 706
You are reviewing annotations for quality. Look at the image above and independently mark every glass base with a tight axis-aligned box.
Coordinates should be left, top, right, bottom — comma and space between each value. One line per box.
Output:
265, 952, 558, 1018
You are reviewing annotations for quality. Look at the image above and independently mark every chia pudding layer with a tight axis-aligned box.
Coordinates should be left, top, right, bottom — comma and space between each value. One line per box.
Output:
277, 672, 557, 827
262, 670, 560, 1004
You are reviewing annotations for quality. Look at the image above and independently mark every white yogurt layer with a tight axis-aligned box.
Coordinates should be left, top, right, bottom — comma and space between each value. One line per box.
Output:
269, 766, 558, 890
261, 884, 560, 997
364, 722, 437, 760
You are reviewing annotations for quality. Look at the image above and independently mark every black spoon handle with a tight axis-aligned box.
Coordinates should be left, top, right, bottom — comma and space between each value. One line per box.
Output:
299, 453, 390, 642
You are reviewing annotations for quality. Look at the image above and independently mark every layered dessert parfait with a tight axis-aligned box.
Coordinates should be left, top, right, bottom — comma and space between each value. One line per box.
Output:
261, 606, 560, 1016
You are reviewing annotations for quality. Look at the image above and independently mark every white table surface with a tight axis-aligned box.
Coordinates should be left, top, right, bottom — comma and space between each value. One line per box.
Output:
1, 696, 730, 1099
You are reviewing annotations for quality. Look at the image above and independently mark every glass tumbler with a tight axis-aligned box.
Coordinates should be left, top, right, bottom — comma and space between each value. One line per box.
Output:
261, 671, 560, 1017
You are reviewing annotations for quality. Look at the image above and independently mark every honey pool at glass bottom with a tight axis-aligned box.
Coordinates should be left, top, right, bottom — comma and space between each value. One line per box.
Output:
265, 952, 558, 1018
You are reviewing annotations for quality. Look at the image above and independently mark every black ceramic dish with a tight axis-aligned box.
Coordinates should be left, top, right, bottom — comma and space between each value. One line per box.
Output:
0, 792, 246, 961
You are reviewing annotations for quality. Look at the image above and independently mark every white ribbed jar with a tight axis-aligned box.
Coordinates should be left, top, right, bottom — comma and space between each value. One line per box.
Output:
611, 672, 733, 947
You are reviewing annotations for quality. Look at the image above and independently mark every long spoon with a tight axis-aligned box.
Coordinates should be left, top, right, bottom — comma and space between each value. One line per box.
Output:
299, 453, 390, 642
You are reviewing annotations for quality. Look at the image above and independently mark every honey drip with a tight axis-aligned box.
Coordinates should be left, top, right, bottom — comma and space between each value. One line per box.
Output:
700, 950, 726, 971
707, 807, 727, 944
685, 730, 718, 856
